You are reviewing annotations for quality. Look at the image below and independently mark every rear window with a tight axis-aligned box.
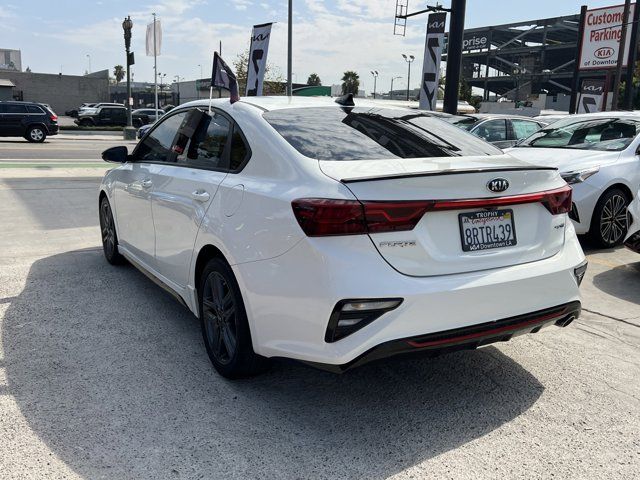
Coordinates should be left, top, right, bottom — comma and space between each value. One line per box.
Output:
27, 105, 44, 114
263, 107, 501, 160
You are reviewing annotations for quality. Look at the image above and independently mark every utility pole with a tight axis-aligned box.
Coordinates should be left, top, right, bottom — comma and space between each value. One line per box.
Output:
443, 0, 467, 114
402, 54, 415, 101
122, 16, 135, 140
287, 0, 293, 96
612, 0, 631, 110
624, 2, 640, 110
390, 76, 402, 100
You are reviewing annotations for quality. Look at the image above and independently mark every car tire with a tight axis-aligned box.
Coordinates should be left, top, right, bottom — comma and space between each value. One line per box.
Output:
199, 258, 269, 379
79, 119, 93, 127
588, 188, 630, 248
25, 125, 46, 143
99, 196, 125, 265
132, 119, 142, 128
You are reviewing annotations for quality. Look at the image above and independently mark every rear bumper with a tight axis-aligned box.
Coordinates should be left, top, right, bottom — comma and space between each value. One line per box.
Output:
47, 123, 59, 135
234, 223, 586, 366
305, 301, 581, 373
569, 182, 601, 235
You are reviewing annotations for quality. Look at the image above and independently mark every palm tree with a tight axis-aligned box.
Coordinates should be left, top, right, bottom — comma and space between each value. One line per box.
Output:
307, 73, 321, 86
341, 71, 360, 95
113, 65, 125, 84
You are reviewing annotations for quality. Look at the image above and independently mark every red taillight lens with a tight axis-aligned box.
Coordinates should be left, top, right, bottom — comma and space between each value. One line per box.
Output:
292, 186, 572, 237
50, 114, 58, 121
362, 201, 433, 233
291, 199, 367, 236
541, 186, 572, 215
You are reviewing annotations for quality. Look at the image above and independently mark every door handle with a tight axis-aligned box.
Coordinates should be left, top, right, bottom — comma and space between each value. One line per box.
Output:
141, 179, 153, 189
191, 190, 210, 202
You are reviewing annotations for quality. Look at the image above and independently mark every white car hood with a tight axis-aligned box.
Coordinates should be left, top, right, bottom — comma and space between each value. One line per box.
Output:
505, 147, 620, 173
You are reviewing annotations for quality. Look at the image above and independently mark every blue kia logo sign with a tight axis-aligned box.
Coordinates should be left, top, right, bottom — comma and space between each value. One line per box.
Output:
487, 178, 509, 193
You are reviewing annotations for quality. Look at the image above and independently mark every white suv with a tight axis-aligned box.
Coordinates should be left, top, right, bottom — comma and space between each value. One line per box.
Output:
99, 96, 586, 378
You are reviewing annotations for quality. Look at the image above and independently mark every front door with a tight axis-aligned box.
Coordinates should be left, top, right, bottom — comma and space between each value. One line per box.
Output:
114, 110, 190, 268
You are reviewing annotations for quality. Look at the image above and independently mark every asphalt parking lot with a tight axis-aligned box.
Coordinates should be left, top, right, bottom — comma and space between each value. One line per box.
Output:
0, 136, 638, 480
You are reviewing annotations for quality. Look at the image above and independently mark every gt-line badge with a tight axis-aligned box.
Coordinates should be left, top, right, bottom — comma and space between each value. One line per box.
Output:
379, 241, 416, 248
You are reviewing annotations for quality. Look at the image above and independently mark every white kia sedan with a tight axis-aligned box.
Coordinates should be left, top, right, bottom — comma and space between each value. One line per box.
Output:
98, 96, 586, 378
506, 112, 640, 248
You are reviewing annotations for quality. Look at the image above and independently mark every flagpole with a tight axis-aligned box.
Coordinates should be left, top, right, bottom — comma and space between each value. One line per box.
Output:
153, 13, 158, 120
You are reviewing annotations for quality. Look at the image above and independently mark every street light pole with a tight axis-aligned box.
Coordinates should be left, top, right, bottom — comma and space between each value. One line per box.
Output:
197, 64, 202, 99
287, 0, 293, 96
174, 75, 182, 105
122, 15, 136, 140
86, 54, 91, 74
370, 71, 379, 99
402, 54, 415, 101
390, 76, 402, 99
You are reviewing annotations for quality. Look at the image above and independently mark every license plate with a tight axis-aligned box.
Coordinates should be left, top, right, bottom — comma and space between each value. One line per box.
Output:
458, 209, 517, 252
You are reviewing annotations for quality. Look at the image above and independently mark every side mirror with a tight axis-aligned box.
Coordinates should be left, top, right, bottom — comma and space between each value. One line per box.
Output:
102, 146, 129, 163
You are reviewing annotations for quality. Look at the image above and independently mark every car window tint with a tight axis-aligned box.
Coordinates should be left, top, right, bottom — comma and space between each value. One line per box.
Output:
176, 112, 231, 169
473, 120, 507, 142
5, 104, 27, 114
229, 124, 249, 170
520, 117, 640, 151
511, 119, 541, 139
263, 107, 501, 160
26, 105, 43, 114
136, 111, 188, 163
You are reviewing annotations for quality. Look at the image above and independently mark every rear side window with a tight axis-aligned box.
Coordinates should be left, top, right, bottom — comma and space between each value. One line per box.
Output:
27, 105, 44, 114
135, 111, 189, 163
229, 124, 250, 170
473, 119, 507, 142
263, 107, 501, 161
5, 104, 27, 114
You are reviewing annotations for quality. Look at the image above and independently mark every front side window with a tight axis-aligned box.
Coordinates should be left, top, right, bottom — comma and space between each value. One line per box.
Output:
517, 117, 640, 151
135, 111, 189, 163
263, 107, 501, 161
511, 119, 542, 139
473, 119, 507, 142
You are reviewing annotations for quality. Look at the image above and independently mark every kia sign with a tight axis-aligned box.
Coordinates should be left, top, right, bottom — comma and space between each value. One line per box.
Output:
577, 79, 606, 113
419, 12, 447, 111
579, 3, 636, 70
246, 22, 273, 97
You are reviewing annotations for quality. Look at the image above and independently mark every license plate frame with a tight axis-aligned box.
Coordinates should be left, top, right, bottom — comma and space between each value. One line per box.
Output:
458, 209, 517, 252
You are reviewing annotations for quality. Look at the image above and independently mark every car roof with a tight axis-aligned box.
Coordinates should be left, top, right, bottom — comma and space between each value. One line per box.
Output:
179, 96, 419, 113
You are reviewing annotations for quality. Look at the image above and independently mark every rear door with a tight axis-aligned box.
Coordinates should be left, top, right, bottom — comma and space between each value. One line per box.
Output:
151, 108, 233, 288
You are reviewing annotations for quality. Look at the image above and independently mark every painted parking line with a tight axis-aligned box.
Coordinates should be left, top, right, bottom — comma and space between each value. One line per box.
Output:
0, 163, 105, 169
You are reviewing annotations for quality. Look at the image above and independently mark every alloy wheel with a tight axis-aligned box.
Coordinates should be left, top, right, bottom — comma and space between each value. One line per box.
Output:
100, 200, 116, 256
202, 272, 237, 365
600, 194, 628, 245
30, 128, 44, 141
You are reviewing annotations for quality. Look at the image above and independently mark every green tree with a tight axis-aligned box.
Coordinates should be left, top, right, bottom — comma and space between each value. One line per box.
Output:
307, 73, 321, 86
113, 65, 125, 84
341, 71, 360, 95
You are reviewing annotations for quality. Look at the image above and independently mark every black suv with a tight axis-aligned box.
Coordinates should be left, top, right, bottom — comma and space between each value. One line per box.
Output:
76, 106, 149, 128
0, 101, 59, 142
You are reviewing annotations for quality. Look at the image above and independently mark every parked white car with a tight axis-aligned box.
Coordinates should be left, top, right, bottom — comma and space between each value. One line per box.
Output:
506, 112, 640, 248
98, 96, 586, 378
625, 193, 640, 253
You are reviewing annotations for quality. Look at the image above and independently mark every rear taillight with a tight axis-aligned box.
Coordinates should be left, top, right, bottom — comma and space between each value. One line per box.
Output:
292, 186, 572, 237
291, 199, 366, 236
50, 114, 58, 122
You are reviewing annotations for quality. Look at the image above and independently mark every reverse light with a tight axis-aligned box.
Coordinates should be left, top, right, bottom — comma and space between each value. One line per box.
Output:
325, 298, 403, 343
561, 166, 600, 185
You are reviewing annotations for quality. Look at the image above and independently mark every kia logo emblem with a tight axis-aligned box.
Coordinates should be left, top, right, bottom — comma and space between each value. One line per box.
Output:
487, 178, 509, 193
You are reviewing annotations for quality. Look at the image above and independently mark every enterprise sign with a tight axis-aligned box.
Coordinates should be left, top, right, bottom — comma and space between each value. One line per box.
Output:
579, 3, 635, 70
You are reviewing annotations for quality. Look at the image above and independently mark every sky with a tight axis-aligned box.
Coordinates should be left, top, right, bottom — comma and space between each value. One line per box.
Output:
0, 0, 606, 92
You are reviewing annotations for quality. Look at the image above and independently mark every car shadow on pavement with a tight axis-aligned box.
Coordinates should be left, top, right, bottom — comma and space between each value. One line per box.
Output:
592, 261, 640, 305
3, 248, 544, 480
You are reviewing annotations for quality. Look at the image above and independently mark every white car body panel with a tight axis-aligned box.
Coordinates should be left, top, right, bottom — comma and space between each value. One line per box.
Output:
99, 97, 586, 368
506, 115, 640, 235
